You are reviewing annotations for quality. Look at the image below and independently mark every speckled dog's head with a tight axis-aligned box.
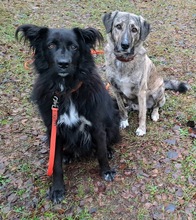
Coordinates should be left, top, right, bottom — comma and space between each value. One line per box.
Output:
102, 11, 150, 62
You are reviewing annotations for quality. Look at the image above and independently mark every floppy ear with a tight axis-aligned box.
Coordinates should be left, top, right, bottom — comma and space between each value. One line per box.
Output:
16, 24, 49, 71
139, 16, 150, 41
15, 24, 48, 50
73, 27, 103, 49
102, 11, 118, 33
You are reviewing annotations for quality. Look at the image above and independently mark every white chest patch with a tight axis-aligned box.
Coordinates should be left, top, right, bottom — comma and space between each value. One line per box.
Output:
57, 100, 92, 129
59, 83, 65, 92
57, 100, 79, 127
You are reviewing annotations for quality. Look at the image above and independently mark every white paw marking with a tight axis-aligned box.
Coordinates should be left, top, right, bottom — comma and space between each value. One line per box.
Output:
136, 128, 146, 136
120, 119, 129, 129
151, 112, 159, 122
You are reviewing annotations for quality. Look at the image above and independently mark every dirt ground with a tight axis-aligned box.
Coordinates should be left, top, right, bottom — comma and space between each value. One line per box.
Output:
0, 0, 195, 219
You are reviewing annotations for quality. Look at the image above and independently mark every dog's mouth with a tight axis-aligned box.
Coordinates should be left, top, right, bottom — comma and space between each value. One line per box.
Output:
114, 51, 135, 62
58, 72, 69, 77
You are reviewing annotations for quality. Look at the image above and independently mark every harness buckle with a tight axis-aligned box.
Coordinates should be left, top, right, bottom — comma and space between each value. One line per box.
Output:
52, 96, 59, 108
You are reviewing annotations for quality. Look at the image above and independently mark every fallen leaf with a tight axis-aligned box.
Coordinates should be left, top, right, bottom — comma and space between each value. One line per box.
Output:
164, 139, 177, 145
167, 150, 178, 160
161, 194, 168, 201
119, 162, 127, 170
165, 204, 176, 212
114, 174, 125, 182
151, 168, 159, 177
175, 187, 184, 197
7, 193, 18, 203
124, 169, 134, 176
40, 148, 48, 154
89, 207, 97, 214
122, 190, 133, 199
144, 202, 152, 209
94, 181, 106, 193
174, 163, 182, 169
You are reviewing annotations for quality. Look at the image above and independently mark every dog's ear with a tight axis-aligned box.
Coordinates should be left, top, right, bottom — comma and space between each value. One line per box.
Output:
139, 16, 150, 41
15, 24, 48, 50
73, 27, 103, 49
102, 11, 118, 33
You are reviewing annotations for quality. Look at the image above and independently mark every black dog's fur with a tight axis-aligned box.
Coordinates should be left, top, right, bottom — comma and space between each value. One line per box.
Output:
16, 24, 120, 203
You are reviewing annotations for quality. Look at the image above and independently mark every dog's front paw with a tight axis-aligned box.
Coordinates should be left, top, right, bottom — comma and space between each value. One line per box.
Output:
120, 119, 129, 129
151, 111, 159, 122
101, 170, 116, 182
136, 127, 146, 136
49, 186, 65, 204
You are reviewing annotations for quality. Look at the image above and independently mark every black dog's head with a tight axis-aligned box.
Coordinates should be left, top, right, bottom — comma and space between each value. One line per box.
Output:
15, 24, 103, 77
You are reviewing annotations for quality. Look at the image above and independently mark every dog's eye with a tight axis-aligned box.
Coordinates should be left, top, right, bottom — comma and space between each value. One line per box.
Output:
48, 43, 56, 49
71, 45, 78, 51
132, 28, 138, 33
116, 24, 122, 30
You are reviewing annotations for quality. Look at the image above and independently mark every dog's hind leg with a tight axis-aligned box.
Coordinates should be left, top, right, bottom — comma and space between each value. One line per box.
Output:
93, 128, 116, 181
49, 137, 65, 204
151, 88, 166, 122
151, 107, 159, 121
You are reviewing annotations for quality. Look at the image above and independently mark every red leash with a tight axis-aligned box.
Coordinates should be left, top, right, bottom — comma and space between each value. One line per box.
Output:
47, 96, 59, 176
47, 83, 83, 176
90, 49, 104, 55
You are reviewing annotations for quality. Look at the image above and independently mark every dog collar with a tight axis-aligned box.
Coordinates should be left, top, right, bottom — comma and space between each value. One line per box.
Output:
55, 81, 83, 97
70, 81, 83, 93
116, 55, 135, 62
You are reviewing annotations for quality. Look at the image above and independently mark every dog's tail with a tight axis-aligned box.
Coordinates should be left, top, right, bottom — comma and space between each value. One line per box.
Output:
164, 79, 189, 93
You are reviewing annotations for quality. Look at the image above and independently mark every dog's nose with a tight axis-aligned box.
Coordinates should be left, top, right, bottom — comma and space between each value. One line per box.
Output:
58, 59, 70, 69
121, 43, 129, 50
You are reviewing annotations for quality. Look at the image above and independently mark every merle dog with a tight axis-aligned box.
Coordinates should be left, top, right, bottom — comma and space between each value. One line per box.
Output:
16, 24, 120, 203
102, 11, 189, 136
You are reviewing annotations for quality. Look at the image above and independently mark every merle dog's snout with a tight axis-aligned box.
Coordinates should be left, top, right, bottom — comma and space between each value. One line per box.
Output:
121, 42, 129, 50
121, 35, 130, 50
57, 58, 70, 69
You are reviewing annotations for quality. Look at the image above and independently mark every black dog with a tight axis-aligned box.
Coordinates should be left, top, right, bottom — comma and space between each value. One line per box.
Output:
16, 25, 120, 203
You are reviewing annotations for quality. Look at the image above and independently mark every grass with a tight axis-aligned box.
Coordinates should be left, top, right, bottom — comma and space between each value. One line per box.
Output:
179, 128, 189, 137
0, 175, 11, 186
137, 208, 150, 220
0, 0, 195, 219
19, 163, 31, 173
146, 184, 158, 196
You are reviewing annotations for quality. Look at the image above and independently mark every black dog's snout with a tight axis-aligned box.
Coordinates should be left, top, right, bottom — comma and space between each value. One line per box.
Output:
121, 43, 129, 50
58, 59, 70, 69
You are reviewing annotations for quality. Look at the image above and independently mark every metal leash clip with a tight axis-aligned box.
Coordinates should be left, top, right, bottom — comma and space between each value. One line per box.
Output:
52, 96, 59, 108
